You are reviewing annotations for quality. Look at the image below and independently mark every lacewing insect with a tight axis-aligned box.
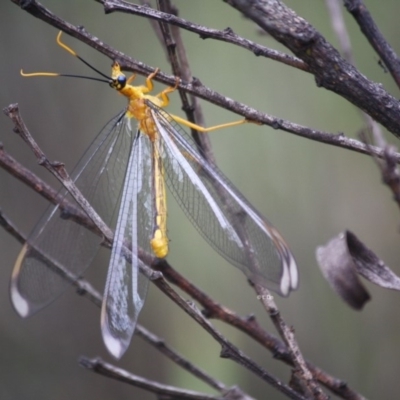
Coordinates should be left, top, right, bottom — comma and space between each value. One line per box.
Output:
11, 32, 298, 358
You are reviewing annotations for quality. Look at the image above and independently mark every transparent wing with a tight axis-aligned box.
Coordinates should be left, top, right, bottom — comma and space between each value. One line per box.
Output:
10, 112, 140, 316
150, 104, 298, 296
100, 131, 152, 359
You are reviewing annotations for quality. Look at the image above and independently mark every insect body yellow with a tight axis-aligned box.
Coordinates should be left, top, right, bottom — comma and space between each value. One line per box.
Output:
12, 31, 298, 359
110, 60, 248, 258
111, 65, 175, 259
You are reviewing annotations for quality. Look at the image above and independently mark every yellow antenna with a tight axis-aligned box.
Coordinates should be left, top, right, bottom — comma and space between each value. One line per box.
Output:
56, 31, 77, 57
21, 70, 60, 78
20, 31, 110, 83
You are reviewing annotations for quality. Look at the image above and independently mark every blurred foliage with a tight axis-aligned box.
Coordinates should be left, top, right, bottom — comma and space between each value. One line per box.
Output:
0, 1, 400, 399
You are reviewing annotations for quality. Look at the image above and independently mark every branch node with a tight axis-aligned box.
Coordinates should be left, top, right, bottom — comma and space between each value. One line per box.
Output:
20, 0, 34, 10
191, 76, 202, 87
271, 119, 282, 129
149, 270, 163, 281
245, 313, 256, 323
223, 26, 234, 36
220, 344, 233, 359
37, 156, 47, 166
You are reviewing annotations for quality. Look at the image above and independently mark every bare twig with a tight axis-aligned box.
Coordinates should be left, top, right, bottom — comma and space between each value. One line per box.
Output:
361, 130, 400, 210
3, 104, 115, 247
0, 206, 105, 307
79, 357, 225, 400
223, 0, 400, 138
324, 1, 400, 211
344, 0, 400, 89
9, 0, 400, 158
96, 0, 309, 72
150, 280, 306, 399
325, 0, 354, 64
0, 207, 28, 245
135, 324, 227, 393
79, 355, 256, 399
254, 284, 327, 400
0, 142, 99, 234
139, 0, 167, 57
155, 262, 365, 400
155, 0, 215, 161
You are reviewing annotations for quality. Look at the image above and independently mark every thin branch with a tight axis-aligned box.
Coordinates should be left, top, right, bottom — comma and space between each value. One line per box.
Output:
223, 0, 400, 139
169, 16, 216, 163
156, 262, 365, 400
344, 0, 400, 89
3, 105, 115, 248
254, 284, 327, 400
325, 0, 354, 64
0, 142, 99, 234
79, 357, 225, 400
375, 145, 400, 209
10, 0, 400, 160
0, 209, 25, 243
156, 0, 184, 80
135, 325, 227, 393
324, 1, 400, 212
139, 0, 168, 58
155, 0, 215, 161
360, 127, 400, 211
150, 280, 306, 400
155, 0, 206, 149
0, 207, 104, 307
96, 0, 308, 72
325, 1, 384, 146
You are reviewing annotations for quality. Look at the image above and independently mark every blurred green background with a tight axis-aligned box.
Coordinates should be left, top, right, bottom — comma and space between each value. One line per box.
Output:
1, 1, 400, 399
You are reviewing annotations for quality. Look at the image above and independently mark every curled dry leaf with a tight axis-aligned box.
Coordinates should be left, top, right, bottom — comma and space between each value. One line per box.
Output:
316, 231, 400, 309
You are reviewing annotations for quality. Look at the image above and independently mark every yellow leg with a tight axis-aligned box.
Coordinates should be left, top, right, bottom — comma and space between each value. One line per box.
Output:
144, 69, 254, 132
132, 68, 160, 95
156, 77, 180, 107
126, 73, 137, 85
170, 114, 250, 133
143, 68, 159, 93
